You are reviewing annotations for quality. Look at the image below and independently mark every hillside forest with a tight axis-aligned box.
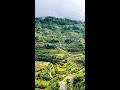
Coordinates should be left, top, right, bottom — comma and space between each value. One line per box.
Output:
35, 16, 85, 90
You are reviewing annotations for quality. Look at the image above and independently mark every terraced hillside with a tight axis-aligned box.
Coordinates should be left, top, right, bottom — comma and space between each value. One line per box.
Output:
35, 16, 85, 90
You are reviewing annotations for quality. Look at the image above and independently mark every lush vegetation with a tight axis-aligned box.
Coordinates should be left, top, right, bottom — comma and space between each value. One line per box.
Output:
35, 16, 85, 90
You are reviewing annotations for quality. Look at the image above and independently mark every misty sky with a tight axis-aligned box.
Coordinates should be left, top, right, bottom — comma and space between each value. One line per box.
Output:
35, 0, 85, 21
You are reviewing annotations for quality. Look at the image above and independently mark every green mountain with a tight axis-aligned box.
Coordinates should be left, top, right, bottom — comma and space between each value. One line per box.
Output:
35, 16, 85, 90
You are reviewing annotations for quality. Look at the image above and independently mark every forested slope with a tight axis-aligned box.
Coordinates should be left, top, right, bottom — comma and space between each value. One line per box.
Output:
35, 16, 85, 90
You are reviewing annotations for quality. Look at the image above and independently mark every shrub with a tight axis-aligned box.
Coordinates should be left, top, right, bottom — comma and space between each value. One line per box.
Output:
35, 35, 39, 40
64, 39, 73, 44
49, 39, 59, 43
44, 43, 56, 49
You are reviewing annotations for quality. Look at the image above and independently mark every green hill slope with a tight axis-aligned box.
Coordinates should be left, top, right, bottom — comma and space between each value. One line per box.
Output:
35, 16, 85, 90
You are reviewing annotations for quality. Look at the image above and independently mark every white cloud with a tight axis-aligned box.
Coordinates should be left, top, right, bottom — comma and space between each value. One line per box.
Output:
35, 0, 85, 21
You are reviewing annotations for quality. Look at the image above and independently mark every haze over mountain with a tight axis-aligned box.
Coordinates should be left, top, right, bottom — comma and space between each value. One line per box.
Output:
35, 0, 85, 21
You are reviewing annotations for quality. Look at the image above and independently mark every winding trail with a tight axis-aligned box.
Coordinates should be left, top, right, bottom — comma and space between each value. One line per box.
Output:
49, 64, 53, 78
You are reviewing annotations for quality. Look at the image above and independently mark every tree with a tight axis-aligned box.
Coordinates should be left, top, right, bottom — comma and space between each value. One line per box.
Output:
73, 76, 85, 90
67, 79, 71, 90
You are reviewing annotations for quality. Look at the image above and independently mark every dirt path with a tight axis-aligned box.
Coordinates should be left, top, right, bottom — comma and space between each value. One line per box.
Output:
49, 64, 53, 78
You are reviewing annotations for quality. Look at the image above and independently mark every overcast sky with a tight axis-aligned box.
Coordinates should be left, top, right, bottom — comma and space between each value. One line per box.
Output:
35, 0, 85, 21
